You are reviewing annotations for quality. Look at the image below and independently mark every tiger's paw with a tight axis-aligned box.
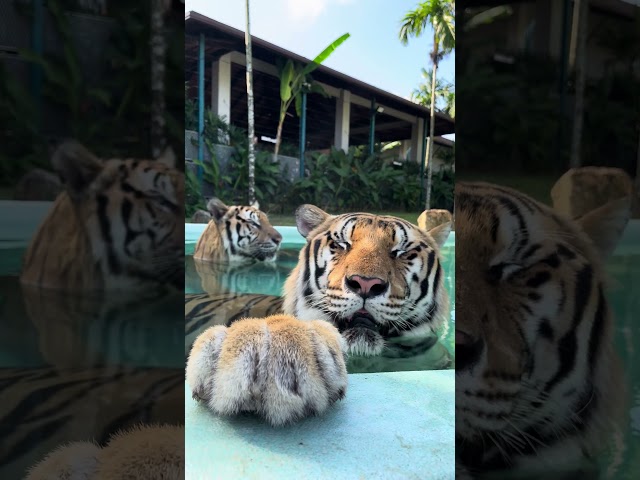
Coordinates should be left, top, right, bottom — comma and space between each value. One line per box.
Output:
186, 315, 348, 426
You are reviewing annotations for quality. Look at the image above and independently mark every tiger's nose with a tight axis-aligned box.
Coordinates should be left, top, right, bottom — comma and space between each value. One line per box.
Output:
345, 275, 389, 298
272, 231, 282, 245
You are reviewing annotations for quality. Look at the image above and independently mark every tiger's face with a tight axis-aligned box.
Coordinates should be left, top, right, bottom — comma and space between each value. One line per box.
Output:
53, 141, 184, 291
284, 205, 452, 357
206, 197, 282, 263
455, 181, 629, 472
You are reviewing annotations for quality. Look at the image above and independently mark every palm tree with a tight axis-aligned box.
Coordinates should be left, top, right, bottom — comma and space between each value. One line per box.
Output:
411, 67, 455, 118
399, 0, 455, 210
245, 0, 256, 204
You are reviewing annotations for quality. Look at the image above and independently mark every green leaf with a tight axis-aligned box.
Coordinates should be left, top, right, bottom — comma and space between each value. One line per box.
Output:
280, 60, 294, 102
302, 33, 350, 76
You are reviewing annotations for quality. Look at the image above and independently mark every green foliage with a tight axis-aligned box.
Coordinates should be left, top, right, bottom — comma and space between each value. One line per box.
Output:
187, 111, 284, 212
18, 0, 112, 149
275, 33, 350, 153
411, 68, 455, 117
185, 168, 205, 219
429, 166, 455, 211
286, 146, 447, 213
2, 0, 184, 188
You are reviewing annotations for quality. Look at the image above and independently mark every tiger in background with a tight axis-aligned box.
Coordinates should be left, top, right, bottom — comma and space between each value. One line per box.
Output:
193, 197, 283, 263
19, 140, 184, 293
455, 181, 631, 479
186, 204, 453, 426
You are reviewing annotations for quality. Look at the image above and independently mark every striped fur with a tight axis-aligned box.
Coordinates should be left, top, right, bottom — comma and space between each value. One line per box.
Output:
455, 181, 630, 477
19, 140, 184, 293
185, 292, 284, 357
193, 198, 282, 264
0, 367, 183, 479
283, 205, 452, 358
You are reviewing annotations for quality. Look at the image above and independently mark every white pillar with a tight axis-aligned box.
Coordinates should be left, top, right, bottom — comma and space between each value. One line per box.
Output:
410, 117, 425, 164
211, 53, 231, 122
334, 89, 351, 151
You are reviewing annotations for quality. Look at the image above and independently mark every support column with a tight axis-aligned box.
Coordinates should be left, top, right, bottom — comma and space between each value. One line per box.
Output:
410, 117, 425, 164
334, 89, 351, 151
210, 53, 232, 122
197, 33, 205, 181
369, 98, 376, 155
31, 0, 43, 128
299, 90, 307, 178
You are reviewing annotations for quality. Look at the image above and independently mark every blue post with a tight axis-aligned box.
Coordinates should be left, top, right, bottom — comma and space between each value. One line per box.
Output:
369, 97, 376, 155
419, 116, 428, 208
298, 90, 307, 178
197, 33, 205, 183
31, 0, 43, 128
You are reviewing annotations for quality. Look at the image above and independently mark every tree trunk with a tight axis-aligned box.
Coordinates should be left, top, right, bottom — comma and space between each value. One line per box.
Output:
424, 40, 439, 211
274, 114, 285, 158
245, 0, 256, 204
569, 0, 588, 169
150, 0, 168, 159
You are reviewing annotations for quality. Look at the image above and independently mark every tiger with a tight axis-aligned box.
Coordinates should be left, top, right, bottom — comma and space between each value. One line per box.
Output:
19, 140, 184, 293
186, 204, 453, 426
455, 181, 631, 479
192, 197, 282, 263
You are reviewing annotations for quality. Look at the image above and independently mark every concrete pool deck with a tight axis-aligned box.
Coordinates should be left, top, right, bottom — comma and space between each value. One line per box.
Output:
185, 370, 455, 480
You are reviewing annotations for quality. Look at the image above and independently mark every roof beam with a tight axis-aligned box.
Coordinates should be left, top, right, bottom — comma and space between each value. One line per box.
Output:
223, 51, 418, 125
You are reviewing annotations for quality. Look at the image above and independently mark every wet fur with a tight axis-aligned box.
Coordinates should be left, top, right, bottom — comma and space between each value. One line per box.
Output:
193, 198, 281, 264
455, 181, 630, 477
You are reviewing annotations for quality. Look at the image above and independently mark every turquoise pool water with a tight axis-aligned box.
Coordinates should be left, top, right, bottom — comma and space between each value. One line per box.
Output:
0, 243, 184, 478
600, 244, 640, 479
185, 225, 456, 364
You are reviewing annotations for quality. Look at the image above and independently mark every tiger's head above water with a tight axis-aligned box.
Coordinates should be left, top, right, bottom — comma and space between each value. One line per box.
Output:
455, 181, 631, 476
283, 204, 452, 357
20, 140, 184, 293
193, 198, 282, 264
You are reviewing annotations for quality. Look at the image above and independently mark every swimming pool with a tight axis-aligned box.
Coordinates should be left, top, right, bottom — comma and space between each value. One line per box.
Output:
184, 222, 457, 479
0, 201, 184, 478
598, 221, 640, 479
185, 223, 456, 370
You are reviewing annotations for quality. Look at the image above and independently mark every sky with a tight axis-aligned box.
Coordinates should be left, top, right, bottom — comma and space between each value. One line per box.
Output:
184, 0, 455, 102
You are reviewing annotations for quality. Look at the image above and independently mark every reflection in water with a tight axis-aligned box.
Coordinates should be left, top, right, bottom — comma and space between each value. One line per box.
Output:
188, 256, 292, 296
0, 277, 183, 478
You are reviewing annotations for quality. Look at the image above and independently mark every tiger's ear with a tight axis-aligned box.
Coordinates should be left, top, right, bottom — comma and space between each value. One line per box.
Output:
295, 204, 330, 238
417, 211, 428, 231
427, 221, 452, 249
206, 197, 229, 220
157, 146, 176, 169
574, 196, 631, 259
251, 200, 260, 210
51, 140, 103, 200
